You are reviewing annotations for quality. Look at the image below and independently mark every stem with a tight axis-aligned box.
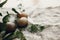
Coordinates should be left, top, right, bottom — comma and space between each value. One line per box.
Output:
6, 11, 9, 15
0, 0, 7, 7
12, 8, 19, 14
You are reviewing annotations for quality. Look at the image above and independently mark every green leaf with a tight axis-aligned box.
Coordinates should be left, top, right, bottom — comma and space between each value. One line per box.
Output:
2, 14, 10, 23
30, 24, 38, 33
2, 11, 10, 23
3, 29, 26, 40
40, 26, 45, 31
14, 29, 26, 40
0, 0, 7, 7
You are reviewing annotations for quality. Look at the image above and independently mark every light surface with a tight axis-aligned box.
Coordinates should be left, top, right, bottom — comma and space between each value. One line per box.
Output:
0, 0, 60, 8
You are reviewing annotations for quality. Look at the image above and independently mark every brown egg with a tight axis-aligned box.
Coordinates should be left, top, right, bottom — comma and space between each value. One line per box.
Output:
17, 17, 28, 28
6, 22, 16, 32
17, 13, 28, 18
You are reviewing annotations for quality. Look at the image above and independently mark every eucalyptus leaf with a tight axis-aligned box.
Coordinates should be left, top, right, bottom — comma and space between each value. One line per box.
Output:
14, 29, 26, 40
2, 14, 10, 23
40, 26, 45, 31
30, 24, 38, 33
3, 29, 26, 40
